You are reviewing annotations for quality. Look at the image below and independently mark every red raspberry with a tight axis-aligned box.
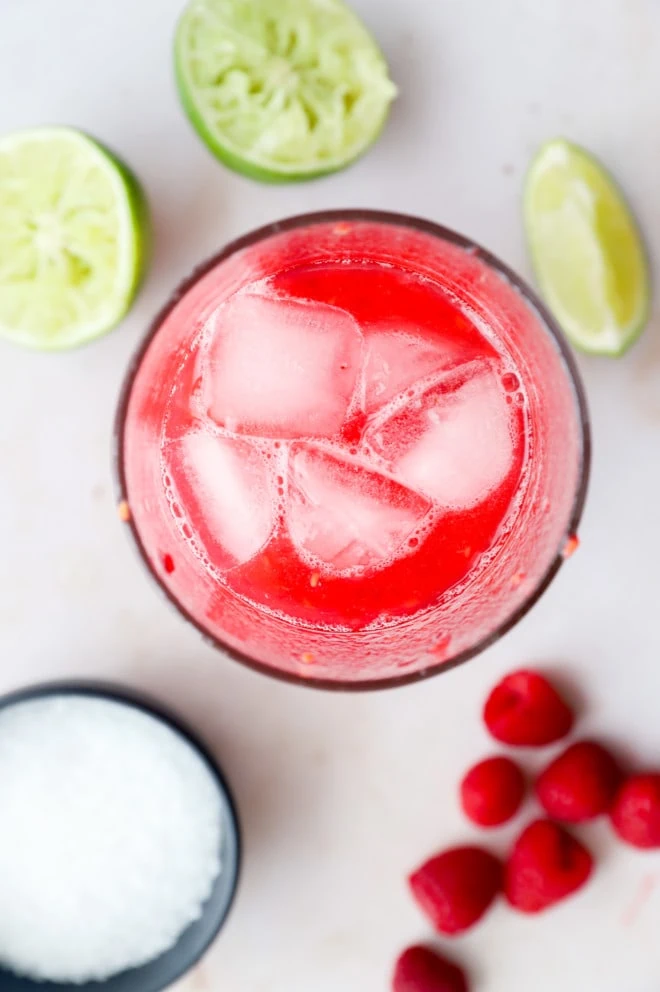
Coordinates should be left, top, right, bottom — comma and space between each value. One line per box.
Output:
536, 741, 622, 822
483, 669, 574, 746
409, 846, 502, 935
505, 818, 594, 913
610, 774, 660, 848
460, 756, 526, 827
392, 946, 468, 992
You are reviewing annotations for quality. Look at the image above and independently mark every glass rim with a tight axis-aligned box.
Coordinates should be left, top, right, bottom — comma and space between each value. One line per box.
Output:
114, 208, 591, 693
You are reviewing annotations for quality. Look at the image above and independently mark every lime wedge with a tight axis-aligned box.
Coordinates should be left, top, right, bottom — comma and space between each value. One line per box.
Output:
174, 0, 397, 182
0, 126, 148, 351
524, 138, 650, 356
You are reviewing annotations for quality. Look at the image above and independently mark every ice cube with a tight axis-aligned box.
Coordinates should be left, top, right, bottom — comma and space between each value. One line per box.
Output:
362, 330, 457, 413
365, 362, 515, 509
287, 443, 431, 572
167, 431, 275, 568
203, 292, 363, 439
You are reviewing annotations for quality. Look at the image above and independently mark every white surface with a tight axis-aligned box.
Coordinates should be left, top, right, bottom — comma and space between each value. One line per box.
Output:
1, 1, 660, 990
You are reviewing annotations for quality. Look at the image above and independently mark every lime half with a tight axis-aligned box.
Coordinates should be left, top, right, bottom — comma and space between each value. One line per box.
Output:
0, 127, 148, 351
174, 0, 397, 182
525, 138, 650, 356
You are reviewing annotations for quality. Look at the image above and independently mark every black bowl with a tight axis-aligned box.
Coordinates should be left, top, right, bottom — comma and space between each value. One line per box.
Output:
0, 681, 241, 992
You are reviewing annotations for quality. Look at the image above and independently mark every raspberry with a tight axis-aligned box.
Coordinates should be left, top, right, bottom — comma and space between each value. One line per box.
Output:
505, 818, 593, 913
409, 846, 502, 935
536, 741, 622, 822
610, 774, 660, 848
460, 756, 526, 827
392, 946, 469, 992
483, 669, 574, 747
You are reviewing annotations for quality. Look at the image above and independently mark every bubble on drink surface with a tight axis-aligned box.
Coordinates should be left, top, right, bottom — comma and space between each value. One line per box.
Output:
501, 371, 520, 392
166, 431, 277, 569
361, 329, 458, 412
203, 292, 363, 439
364, 360, 516, 509
286, 443, 432, 573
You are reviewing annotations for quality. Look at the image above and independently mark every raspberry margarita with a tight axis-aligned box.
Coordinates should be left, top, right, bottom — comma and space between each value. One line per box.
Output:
117, 212, 588, 687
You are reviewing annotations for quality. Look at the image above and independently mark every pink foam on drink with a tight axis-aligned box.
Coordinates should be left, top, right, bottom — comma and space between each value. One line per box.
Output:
166, 431, 275, 568
287, 443, 431, 572
203, 292, 363, 439
361, 330, 457, 413
365, 360, 515, 509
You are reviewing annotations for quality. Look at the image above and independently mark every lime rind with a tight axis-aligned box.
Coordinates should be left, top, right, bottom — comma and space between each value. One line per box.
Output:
174, 0, 397, 182
0, 126, 148, 351
524, 138, 651, 357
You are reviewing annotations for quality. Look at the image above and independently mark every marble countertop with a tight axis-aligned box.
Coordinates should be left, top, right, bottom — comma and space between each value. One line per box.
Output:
1, 1, 660, 989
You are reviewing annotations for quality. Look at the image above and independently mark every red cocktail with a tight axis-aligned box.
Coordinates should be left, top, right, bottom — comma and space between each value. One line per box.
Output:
117, 212, 589, 688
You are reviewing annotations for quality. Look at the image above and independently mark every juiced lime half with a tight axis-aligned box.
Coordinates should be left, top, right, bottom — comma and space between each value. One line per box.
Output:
525, 138, 650, 356
174, 0, 397, 182
0, 126, 148, 351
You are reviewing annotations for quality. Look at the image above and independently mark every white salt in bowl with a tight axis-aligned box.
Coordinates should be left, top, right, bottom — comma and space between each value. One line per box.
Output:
0, 681, 241, 992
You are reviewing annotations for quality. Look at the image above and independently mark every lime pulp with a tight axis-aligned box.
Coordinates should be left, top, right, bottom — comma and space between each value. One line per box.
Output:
174, 0, 397, 182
